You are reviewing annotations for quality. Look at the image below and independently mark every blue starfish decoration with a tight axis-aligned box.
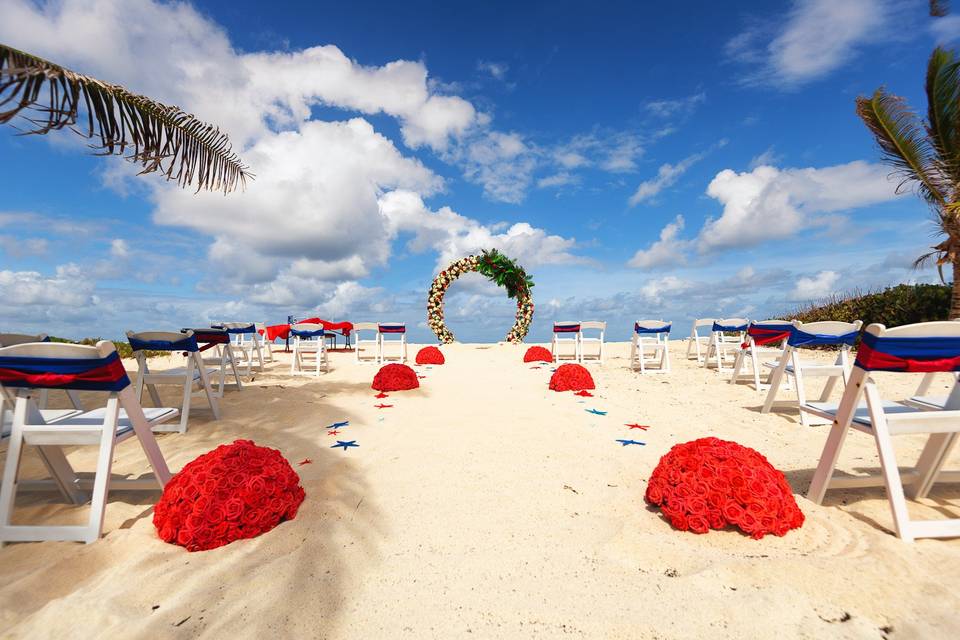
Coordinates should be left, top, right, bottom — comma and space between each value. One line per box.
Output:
586, 408, 607, 416
616, 439, 646, 446
327, 420, 349, 429
331, 440, 358, 450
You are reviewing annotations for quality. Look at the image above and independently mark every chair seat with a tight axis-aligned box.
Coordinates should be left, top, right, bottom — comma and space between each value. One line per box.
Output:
763, 361, 843, 375
906, 395, 948, 410
804, 401, 921, 427
57, 406, 179, 432
2, 409, 84, 439
143, 367, 216, 380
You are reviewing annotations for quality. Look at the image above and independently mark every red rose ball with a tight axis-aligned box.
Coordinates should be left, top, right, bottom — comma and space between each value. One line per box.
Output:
645, 437, 804, 539
548, 363, 595, 391
523, 345, 553, 363
372, 363, 420, 391
415, 346, 445, 365
153, 439, 305, 552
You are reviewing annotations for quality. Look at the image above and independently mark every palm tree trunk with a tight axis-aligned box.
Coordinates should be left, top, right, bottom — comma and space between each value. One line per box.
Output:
953, 256, 960, 319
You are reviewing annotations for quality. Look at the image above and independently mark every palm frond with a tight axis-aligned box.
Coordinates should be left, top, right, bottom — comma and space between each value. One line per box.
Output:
0, 43, 250, 193
856, 88, 947, 208
926, 47, 960, 187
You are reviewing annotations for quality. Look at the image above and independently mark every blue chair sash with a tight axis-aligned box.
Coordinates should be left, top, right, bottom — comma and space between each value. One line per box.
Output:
712, 321, 747, 332
129, 335, 199, 353
788, 328, 858, 348
220, 324, 256, 335
379, 324, 406, 334
0, 351, 130, 391
291, 328, 327, 339
635, 323, 671, 334
856, 332, 960, 372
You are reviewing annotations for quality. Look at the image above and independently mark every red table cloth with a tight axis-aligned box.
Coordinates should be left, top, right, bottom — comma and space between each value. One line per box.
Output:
263, 318, 353, 342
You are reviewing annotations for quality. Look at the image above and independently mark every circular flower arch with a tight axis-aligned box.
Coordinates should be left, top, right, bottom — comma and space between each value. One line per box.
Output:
427, 249, 534, 344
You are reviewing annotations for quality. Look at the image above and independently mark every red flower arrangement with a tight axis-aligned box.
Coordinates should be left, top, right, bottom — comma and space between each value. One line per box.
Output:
415, 346, 445, 365
548, 363, 595, 391
153, 439, 305, 552
645, 437, 804, 539
372, 363, 420, 391
523, 345, 552, 363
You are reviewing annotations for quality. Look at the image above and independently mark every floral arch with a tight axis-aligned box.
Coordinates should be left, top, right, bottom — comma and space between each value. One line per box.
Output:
427, 249, 534, 344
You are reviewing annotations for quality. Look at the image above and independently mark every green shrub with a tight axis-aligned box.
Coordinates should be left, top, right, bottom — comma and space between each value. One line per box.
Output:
784, 283, 951, 328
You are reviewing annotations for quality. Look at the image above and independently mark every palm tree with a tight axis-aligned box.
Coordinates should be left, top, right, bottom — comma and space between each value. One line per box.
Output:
856, 46, 960, 319
0, 43, 250, 193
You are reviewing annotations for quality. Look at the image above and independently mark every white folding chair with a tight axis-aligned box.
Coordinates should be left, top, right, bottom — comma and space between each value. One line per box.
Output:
761, 320, 862, 427
217, 322, 265, 376
353, 322, 381, 363
806, 321, 960, 542
729, 320, 794, 392
703, 318, 749, 372
255, 322, 274, 363
378, 323, 407, 363
551, 321, 580, 363
182, 327, 242, 397
0, 334, 82, 410
630, 320, 671, 374
290, 323, 329, 376
0, 340, 174, 544
685, 318, 717, 364
127, 330, 220, 433
579, 321, 606, 364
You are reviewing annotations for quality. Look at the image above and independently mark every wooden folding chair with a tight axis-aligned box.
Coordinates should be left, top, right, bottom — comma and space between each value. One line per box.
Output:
761, 320, 862, 427
378, 323, 407, 363
579, 321, 606, 364
551, 321, 580, 363
630, 320, 671, 374
290, 323, 329, 376
127, 330, 220, 433
685, 318, 717, 364
0, 340, 174, 544
352, 323, 381, 363
806, 321, 960, 542
704, 318, 748, 372
217, 322, 265, 376
729, 320, 793, 392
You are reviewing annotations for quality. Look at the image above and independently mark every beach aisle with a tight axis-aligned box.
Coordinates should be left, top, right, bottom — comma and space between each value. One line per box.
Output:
1, 342, 959, 638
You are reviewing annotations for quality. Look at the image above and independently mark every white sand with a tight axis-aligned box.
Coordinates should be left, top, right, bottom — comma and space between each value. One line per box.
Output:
1, 341, 959, 639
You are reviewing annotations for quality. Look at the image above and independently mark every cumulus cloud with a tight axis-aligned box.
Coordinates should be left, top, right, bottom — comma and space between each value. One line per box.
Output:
790, 270, 839, 301
727, 0, 891, 87
627, 215, 689, 269
452, 131, 537, 203
0, 266, 95, 307
628, 160, 902, 268
379, 190, 583, 270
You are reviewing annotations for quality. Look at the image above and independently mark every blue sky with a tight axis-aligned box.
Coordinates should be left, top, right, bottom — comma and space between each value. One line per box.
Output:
0, 0, 954, 342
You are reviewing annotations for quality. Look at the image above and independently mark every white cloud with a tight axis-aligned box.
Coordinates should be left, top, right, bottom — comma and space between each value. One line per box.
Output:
537, 172, 580, 189
699, 160, 900, 251
627, 215, 689, 269
0, 266, 95, 307
378, 190, 583, 270
477, 60, 509, 81
931, 15, 960, 43
110, 238, 129, 258
748, 147, 783, 169
453, 131, 537, 203
645, 92, 706, 118
790, 270, 839, 301
628, 140, 726, 205
727, 0, 890, 87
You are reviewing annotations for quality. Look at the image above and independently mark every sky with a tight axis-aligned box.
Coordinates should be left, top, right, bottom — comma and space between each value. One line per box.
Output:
0, 0, 955, 343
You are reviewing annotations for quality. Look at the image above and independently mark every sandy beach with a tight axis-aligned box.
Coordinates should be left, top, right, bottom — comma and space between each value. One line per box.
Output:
1, 341, 959, 639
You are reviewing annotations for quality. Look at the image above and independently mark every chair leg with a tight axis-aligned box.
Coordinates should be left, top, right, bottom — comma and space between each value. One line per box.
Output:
85, 398, 119, 543
866, 386, 914, 541
792, 352, 811, 427
910, 432, 957, 499
761, 349, 791, 414
178, 367, 193, 433
806, 421, 850, 505
119, 387, 171, 486
195, 352, 220, 420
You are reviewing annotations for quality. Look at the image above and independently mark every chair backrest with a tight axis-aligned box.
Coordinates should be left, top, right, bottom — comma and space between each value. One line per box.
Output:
0, 333, 49, 347
553, 321, 580, 334
353, 322, 378, 332
182, 327, 230, 345
712, 318, 749, 332
217, 322, 257, 334
580, 321, 606, 332
747, 319, 793, 344
0, 340, 130, 392
635, 320, 671, 335
692, 318, 716, 329
787, 320, 862, 348
855, 321, 960, 373
378, 322, 406, 335
291, 323, 326, 340
127, 330, 199, 353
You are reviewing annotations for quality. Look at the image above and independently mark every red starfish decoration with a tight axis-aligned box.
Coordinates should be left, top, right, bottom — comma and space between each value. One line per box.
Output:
574, 390, 594, 397
298, 458, 312, 465
625, 423, 649, 430
327, 429, 341, 436
375, 392, 389, 399
375, 403, 393, 409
